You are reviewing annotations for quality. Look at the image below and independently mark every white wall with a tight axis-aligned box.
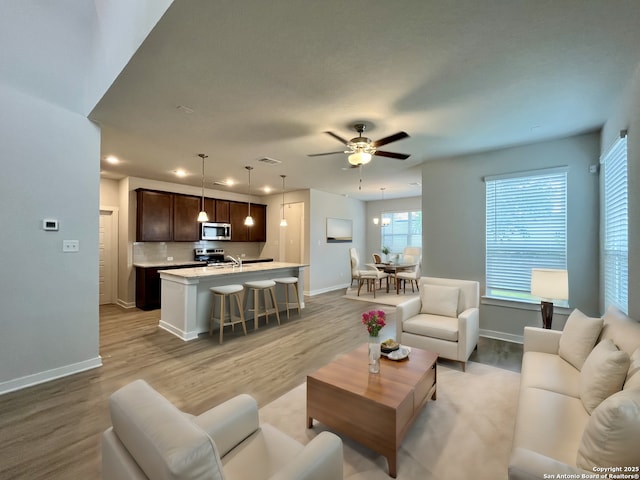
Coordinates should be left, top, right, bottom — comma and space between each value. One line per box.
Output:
421, 132, 600, 341
308, 189, 366, 294
0, 85, 101, 393
600, 63, 640, 319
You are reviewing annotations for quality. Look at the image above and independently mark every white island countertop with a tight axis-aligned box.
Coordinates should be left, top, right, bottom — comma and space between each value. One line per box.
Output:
158, 262, 307, 279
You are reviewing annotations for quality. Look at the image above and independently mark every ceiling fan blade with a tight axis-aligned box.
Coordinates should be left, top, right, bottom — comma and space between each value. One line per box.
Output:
373, 131, 409, 148
325, 131, 349, 145
307, 151, 345, 157
374, 150, 410, 160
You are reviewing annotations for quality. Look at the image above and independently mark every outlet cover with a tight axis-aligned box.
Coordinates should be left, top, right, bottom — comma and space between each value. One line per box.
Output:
62, 240, 80, 252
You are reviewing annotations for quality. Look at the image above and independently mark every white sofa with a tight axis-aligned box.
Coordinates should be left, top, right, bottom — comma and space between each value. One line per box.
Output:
396, 276, 480, 371
508, 306, 640, 479
102, 380, 343, 480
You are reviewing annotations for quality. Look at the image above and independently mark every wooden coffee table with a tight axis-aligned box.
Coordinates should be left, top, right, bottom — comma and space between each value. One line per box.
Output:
307, 344, 437, 478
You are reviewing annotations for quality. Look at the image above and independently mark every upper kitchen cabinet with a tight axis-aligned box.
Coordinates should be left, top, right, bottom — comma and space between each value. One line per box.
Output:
173, 194, 201, 241
136, 189, 173, 242
229, 201, 249, 242
215, 200, 230, 223
229, 201, 266, 242
204, 198, 230, 223
248, 203, 267, 242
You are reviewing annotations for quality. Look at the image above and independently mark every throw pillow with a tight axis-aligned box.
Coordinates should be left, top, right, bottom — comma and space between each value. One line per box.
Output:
623, 348, 640, 391
558, 309, 604, 370
579, 338, 630, 414
420, 284, 459, 317
576, 388, 640, 471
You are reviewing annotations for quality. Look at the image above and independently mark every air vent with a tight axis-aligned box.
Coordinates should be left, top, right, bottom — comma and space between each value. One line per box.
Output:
408, 182, 422, 187
259, 157, 282, 165
213, 181, 228, 186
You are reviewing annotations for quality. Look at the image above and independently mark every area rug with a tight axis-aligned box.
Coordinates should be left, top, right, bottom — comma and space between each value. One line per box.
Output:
259, 361, 519, 480
343, 286, 419, 307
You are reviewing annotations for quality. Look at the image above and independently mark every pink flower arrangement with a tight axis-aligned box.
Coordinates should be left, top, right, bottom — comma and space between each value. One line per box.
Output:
362, 310, 386, 337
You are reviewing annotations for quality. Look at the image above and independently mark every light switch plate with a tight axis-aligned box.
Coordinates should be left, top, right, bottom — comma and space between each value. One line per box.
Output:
63, 240, 80, 252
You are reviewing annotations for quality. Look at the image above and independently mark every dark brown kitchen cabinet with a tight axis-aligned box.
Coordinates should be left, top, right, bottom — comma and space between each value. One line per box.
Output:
229, 201, 266, 242
229, 201, 249, 242
248, 203, 267, 242
173, 194, 201, 241
136, 190, 173, 242
135, 264, 202, 310
203, 198, 230, 223
215, 200, 230, 223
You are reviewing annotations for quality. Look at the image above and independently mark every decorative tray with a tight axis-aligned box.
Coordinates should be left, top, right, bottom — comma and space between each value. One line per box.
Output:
382, 345, 411, 361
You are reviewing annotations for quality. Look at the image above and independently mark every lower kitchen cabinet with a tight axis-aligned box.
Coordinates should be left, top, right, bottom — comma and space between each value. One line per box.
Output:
136, 264, 202, 310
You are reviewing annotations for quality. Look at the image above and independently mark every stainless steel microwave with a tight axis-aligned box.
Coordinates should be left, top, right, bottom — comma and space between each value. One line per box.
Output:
201, 222, 231, 241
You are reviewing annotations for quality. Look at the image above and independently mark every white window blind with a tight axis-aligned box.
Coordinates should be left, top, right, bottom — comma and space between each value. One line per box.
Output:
485, 168, 567, 302
603, 135, 628, 314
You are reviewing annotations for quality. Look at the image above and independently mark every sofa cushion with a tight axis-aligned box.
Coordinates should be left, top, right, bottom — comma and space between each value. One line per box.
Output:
521, 351, 580, 398
558, 309, 603, 371
403, 314, 459, 342
624, 348, 640, 391
109, 380, 225, 480
512, 387, 589, 466
600, 306, 640, 357
576, 389, 640, 471
419, 284, 459, 317
579, 339, 630, 414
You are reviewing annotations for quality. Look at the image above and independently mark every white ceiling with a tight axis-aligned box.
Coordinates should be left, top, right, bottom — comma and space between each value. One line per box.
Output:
90, 0, 640, 200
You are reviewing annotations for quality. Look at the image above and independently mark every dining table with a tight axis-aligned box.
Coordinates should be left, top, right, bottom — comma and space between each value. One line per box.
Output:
368, 263, 418, 294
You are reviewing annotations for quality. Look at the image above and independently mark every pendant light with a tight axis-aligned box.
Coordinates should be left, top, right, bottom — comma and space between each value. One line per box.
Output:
279, 175, 288, 227
197, 154, 209, 222
378, 187, 391, 226
244, 166, 254, 226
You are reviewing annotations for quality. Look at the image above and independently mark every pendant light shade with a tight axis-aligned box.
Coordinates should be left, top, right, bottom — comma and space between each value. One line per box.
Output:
244, 166, 254, 226
280, 174, 288, 227
197, 154, 209, 223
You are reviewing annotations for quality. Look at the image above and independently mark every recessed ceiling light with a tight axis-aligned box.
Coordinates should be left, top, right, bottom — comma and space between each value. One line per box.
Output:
263, 186, 272, 193
176, 105, 194, 114
174, 169, 187, 177
106, 155, 119, 164
408, 182, 421, 187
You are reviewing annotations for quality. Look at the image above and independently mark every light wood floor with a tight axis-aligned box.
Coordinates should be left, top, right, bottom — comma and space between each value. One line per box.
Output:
0, 290, 522, 479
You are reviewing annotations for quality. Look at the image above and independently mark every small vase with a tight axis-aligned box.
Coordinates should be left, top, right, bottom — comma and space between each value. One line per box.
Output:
368, 336, 381, 374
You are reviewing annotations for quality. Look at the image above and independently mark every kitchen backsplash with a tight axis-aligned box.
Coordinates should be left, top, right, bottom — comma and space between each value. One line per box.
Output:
133, 241, 263, 264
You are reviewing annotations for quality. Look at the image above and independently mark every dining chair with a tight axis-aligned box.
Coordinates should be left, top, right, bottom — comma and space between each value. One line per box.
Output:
372, 253, 382, 264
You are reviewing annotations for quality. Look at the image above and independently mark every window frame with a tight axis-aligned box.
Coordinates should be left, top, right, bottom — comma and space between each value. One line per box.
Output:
602, 134, 628, 314
380, 210, 422, 256
484, 167, 568, 305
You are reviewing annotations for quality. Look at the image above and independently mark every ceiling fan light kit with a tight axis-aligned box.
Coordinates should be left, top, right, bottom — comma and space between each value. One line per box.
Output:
309, 122, 410, 165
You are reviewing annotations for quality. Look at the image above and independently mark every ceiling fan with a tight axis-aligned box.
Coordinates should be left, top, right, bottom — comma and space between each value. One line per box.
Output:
308, 123, 410, 166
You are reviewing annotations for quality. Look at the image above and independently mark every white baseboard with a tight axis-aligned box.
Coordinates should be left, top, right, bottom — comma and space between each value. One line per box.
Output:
307, 283, 351, 296
479, 329, 523, 344
0, 356, 103, 395
158, 321, 199, 341
116, 298, 136, 309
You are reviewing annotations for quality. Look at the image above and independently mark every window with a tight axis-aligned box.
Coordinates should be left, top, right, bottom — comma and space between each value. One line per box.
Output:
485, 168, 567, 303
381, 210, 422, 254
603, 134, 628, 314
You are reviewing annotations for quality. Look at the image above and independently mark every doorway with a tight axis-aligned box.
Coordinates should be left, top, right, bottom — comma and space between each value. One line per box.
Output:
99, 208, 118, 305
280, 202, 304, 263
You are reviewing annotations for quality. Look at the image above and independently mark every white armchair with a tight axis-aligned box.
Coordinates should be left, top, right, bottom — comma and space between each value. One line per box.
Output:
396, 276, 480, 371
102, 380, 343, 480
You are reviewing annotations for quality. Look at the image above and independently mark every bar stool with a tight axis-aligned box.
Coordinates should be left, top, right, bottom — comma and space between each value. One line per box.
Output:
243, 280, 280, 329
272, 277, 301, 319
209, 284, 246, 344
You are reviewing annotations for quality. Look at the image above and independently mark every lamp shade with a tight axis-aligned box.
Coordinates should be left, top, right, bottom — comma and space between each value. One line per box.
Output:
531, 269, 568, 300
348, 151, 372, 165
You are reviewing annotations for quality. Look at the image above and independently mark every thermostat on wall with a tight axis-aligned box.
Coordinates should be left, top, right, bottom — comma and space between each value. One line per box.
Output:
42, 218, 59, 231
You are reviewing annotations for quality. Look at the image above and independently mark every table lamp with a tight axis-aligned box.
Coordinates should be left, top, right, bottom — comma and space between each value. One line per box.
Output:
531, 269, 569, 329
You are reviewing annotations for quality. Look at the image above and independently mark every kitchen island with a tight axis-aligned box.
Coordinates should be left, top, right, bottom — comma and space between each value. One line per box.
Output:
158, 262, 306, 341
